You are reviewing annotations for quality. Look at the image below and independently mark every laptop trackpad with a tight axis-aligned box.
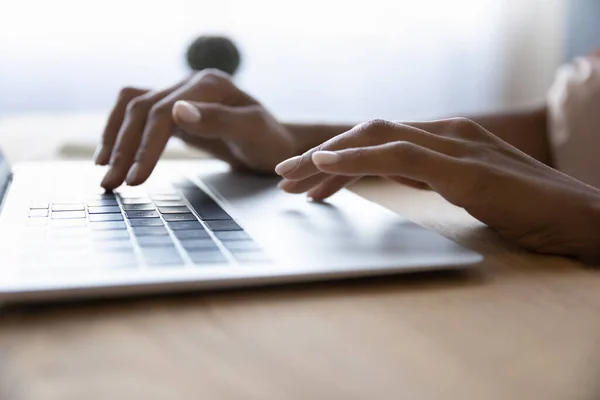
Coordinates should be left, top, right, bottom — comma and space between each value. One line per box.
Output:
196, 170, 476, 269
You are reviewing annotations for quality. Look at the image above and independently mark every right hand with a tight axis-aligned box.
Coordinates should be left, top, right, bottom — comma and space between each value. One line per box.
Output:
96, 69, 298, 190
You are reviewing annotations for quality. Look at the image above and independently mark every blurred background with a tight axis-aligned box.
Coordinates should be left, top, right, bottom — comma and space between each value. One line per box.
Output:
0, 0, 598, 162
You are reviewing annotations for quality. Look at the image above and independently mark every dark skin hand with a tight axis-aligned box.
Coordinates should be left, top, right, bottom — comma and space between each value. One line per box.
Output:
96, 70, 301, 190
275, 118, 600, 262
96, 57, 600, 262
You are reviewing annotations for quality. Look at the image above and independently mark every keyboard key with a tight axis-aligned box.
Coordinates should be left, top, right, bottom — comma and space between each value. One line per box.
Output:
90, 221, 127, 230
92, 230, 130, 240
116, 191, 146, 199
168, 221, 204, 230
162, 213, 197, 222
148, 190, 178, 196
121, 198, 151, 205
142, 247, 183, 266
51, 211, 86, 219
151, 194, 181, 201
88, 206, 121, 214
51, 237, 92, 249
223, 241, 261, 252
128, 218, 164, 227
158, 206, 190, 214
89, 213, 124, 222
29, 209, 49, 218
87, 199, 118, 207
179, 185, 232, 221
122, 203, 155, 211
154, 200, 186, 207
189, 202, 231, 221
50, 219, 87, 228
214, 231, 252, 241
187, 250, 228, 264
94, 240, 133, 251
132, 226, 169, 236
51, 197, 83, 204
30, 201, 49, 209
172, 229, 211, 239
179, 238, 220, 251
126, 210, 159, 219
49, 227, 88, 238
52, 204, 85, 211
204, 220, 242, 231
136, 236, 175, 247
87, 193, 116, 200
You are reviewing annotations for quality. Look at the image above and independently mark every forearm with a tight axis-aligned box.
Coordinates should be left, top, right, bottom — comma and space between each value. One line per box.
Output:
467, 106, 553, 165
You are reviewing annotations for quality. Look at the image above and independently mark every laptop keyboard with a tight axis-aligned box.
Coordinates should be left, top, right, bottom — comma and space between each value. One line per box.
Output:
23, 179, 270, 269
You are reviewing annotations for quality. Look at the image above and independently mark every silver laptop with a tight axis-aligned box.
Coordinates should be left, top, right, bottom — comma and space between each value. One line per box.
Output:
0, 151, 482, 302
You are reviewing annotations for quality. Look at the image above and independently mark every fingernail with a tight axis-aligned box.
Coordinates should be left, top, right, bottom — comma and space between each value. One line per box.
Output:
125, 163, 141, 185
312, 151, 341, 165
275, 156, 301, 176
173, 101, 201, 124
93, 146, 110, 165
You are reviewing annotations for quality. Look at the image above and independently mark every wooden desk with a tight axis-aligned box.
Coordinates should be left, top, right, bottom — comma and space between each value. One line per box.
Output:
1, 179, 599, 400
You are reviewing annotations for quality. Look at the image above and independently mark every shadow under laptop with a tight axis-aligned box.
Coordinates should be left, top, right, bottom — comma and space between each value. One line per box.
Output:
0, 267, 486, 317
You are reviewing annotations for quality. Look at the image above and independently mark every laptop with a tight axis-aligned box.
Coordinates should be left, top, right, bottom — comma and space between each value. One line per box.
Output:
0, 150, 482, 303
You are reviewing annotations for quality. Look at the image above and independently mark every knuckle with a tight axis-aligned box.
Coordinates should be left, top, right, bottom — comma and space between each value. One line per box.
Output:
357, 119, 397, 145
389, 141, 422, 167
119, 86, 144, 99
190, 69, 231, 86
241, 105, 264, 126
444, 117, 481, 137
390, 140, 418, 155
447, 117, 474, 129
109, 151, 127, 166
349, 146, 368, 159
125, 96, 153, 115
362, 118, 393, 132
148, 101, 172, 119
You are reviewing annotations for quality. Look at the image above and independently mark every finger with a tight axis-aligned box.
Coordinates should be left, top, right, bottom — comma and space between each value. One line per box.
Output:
275, 119, 459, 181
277, 173, 329, 194
306, 176, 359, 201
310, 142, 461, 190
101, 83, 182, 189
126, 71, 241, 185
172, 100, 296, 172
172, 101, 262, 141
95, 87, 148, 165
172, 128, 246, 169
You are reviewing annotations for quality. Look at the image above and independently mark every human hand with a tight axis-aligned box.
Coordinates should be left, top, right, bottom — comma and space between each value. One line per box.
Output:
275, 118, 600, 260
96, 69, 298, 190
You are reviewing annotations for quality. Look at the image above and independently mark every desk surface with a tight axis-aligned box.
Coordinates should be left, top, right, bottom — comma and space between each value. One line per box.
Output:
1, 178, 599, 400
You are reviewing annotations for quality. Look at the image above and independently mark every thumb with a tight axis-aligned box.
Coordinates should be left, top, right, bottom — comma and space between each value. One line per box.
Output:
172, 100, 260, 140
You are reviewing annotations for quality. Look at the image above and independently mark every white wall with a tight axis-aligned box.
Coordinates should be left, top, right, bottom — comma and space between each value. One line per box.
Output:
0, 0, 567, 126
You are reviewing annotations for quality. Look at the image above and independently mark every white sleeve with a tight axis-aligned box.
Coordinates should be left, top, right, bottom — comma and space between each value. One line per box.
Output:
547, 56, 600, 189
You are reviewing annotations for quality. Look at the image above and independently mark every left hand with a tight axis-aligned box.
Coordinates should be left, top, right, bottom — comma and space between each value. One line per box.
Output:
274, 118, 600, 260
